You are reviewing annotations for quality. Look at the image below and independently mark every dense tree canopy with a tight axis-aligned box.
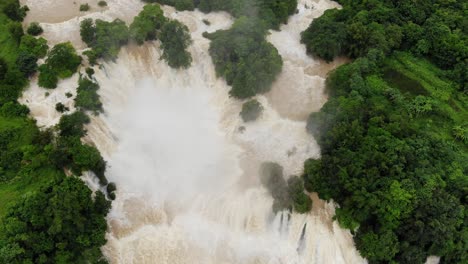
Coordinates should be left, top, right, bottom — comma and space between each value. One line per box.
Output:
301, 0, 467, 90
205, 17, 282, 98
159, 20, 193, 69
38, 42, 81, 88
129, 4, 166, 45
303, 53, 467, 264
0, 177, 110, 263
301, 1, 467, 263
75, 75, 103, 114
81, 4, 193, 68
148, 0, 297, 29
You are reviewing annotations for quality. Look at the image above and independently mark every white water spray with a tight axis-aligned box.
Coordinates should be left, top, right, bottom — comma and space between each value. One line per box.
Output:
20, 0, 366, 263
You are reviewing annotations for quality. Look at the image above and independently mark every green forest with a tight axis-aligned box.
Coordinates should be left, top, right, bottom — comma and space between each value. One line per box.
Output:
0, 0, 112, 262
301, 0, 467, 263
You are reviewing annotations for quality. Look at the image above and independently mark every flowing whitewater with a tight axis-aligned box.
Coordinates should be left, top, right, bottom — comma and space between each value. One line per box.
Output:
19, 0, 366, 263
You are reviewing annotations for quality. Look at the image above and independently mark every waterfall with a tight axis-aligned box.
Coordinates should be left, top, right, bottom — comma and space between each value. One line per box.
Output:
19, 0, 366, 263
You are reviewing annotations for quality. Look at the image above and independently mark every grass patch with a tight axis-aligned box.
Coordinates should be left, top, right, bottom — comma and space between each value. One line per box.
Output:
384, 52, 467, 147
0, 13, 20, 65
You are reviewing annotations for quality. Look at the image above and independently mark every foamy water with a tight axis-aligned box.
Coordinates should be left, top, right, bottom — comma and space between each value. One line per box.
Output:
19, 0, 366, 263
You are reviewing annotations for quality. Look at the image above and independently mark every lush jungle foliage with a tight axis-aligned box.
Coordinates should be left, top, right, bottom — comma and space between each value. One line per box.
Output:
0, 1, 112, 262
75, 75, 103, 114
146, 0, 297, 30
159, 20, 193, 69
80, 18, 129, 61
0, 177, 110, 263
26, 22, 43, 36
204, 17, 282, 98
81, 3, 192, 68
301, 0, 467, 90
38, 42, 82, 88
129, 4, 166, 45
302, 1, 467, 263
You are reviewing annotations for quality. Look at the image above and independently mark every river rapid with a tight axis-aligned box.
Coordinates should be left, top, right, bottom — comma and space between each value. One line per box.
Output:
19, 0, 366, 263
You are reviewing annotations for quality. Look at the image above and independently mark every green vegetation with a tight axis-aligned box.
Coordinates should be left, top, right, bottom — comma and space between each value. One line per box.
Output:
107, 182, 116, 200
159, 20, 192, 68
79, 3, 90, 12
98, 1, 108, 7
129, 4, 166, 45
7, 21, 23, 44
205, 17, 282, 98
143, 0, 194, 11
81, 3, 192, 68
260, 162, 312, 213
0, 2, 111, 262
19, 35, 48, 58
147, 0, 297, 29
26, 22, 43, 36
80, 18, 129, 61
2, 0, 28, 22
240, 99, 263, 122
46, 42, 81, 75
75, 75, 103, 114
301, 1, 467, 263
55, 102, 69, 113
300, 9, 346, 62
38, 42, 82, 88
301, 0, 467, 91
287, 176, 312, 213
0, 177, 110, 263
15, 34, 48, 78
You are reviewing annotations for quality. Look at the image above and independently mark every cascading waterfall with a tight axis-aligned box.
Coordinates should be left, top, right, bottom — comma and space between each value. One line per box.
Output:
19, 0, 366, 263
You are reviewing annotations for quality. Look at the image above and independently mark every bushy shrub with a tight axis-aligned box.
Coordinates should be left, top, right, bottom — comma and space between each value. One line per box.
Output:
159, 20, 192, 69
55, 102, 69, 113
301, 9, 346, 62
85, 67, 95, 77
79, 3, 90, 11
240, 99, 263, 122
26, 22, 43, 36
0, 102, 29, 117
57, 111, 90, 138
287, 176, 312, 213
98, 1, 107, 7
106, 182, 116, 200
3, 0, 28, 21
75, 76, 103, 113
45, 42, 81, 78
7, 21, 24, 44
129, 4, 166, 45
206, 17, 282, 98
80, 18, 96, 46
38, 42, 81, 88
80, 19, 129, 60
38, 64, 58, 88
19, 35, 48, 58
16, 51, 37, 77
